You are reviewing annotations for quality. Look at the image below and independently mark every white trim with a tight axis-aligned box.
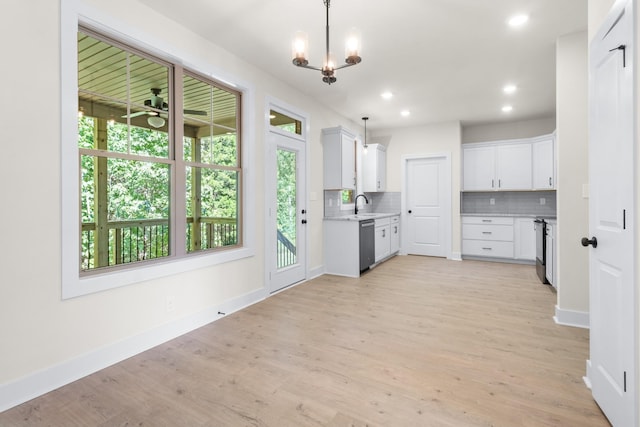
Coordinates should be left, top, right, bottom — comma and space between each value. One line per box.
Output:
0, 288, 266, 412
264, 96, 310, 294
553, 305, 590, 329
401, 153, 453, 259
309, 265, 325, 280
584, 359, 593, 390
450, 251, 462, 261
61, 0, 256, 299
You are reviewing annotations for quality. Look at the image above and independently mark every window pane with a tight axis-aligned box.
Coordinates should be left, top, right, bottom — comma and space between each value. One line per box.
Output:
78, 33, 127, 98
270, 109, 302, 135
186, 167, 239, 252
183, 73, 239, 166
80, 155, 170, 270
277, 149, 297, 269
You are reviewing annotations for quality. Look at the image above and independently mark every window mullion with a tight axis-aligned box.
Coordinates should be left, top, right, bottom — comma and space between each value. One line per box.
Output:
172, 65, 187, 257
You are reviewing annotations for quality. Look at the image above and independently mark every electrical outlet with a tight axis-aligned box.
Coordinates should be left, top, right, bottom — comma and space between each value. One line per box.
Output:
166, 296, 175, 312
489, 198, 495, 205
540, 198, 546, 205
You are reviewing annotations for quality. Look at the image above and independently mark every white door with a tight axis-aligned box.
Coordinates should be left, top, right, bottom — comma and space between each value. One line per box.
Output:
268, 130, 307, 293
588, 1, 636, 425
405, 156, 450, 257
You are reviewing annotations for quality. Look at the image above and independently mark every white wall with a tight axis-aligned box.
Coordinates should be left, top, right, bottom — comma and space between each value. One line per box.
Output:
462, 116, 556, 143
556, 31, 589, 316
376, 121, 462, 255
0, 0, 358, 408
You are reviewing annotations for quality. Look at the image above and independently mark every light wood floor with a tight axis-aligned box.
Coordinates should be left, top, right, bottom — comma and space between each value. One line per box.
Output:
1, 256, 610, 426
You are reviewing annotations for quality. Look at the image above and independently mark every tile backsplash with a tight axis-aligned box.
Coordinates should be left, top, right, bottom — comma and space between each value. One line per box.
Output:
461, 191, 557, 216
324, 191, 402, 217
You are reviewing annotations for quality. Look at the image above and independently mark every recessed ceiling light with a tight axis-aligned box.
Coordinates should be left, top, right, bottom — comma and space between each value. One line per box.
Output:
508, 14, 529, 27
401, 110, 411, 117
502, 105, 513, 113
381, 91, 393, 100
503, 84, 517, 94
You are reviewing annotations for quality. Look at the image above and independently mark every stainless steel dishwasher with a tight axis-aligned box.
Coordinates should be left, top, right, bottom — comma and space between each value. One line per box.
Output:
359, 219, 375, 272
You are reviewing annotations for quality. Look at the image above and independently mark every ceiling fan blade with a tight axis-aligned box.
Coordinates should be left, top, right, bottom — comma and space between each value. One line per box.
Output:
121, 111, 151, 119
184, 109, 208, 116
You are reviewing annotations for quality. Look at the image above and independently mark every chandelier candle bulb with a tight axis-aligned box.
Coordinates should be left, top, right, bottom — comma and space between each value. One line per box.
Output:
292, 31, 309, 66
345, 28, 361, 63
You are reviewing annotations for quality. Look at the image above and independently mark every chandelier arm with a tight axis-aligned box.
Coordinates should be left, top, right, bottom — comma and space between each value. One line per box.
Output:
334, 62, 356, 71
294, 63, 324, 71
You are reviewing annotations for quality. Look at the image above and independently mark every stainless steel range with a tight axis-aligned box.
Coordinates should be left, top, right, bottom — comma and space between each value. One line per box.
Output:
534, 218, 549, 284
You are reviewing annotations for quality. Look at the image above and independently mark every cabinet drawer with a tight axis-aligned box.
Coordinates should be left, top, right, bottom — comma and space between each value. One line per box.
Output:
462, 224, 513, 241
462, 240, 514, 258
462, 216, 514, 225
375, 217, 391, 227
390, 216, 400, 224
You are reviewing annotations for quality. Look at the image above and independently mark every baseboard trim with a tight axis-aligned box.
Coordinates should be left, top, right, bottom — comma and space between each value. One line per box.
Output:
553, 305, 590, 329
584, 359, 593, 390
0, 288, 265, 412
450, 251, 462, 261
309, 266, 324, 280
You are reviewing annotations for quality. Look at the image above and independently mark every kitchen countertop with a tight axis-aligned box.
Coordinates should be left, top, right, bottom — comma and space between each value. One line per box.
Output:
324, 212, 401, 221
462, 213, 557, 219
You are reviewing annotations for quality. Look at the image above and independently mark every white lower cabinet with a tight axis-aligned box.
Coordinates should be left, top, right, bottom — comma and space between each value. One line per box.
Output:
374, 217, 391, 262
463, 215, 538, 262
462, 216, 514, 259
390, 216, 400, 254
514, 217, 536, 261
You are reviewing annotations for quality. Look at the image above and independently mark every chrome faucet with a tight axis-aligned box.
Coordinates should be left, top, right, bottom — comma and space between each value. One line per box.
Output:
354, 194, 369, 214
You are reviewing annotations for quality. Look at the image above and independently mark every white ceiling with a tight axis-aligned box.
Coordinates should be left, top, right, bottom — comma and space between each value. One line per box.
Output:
138, 0, 587, 131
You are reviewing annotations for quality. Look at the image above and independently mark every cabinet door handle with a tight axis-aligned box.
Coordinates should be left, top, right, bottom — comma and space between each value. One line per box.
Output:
382, 229, 386, 238
549, 177, 552, 187
482, 219, 492, 223
492, 179, 494, 188
498, 179, 501, 188
482, 247, 492, 250
394, 226, 398, 233
482, 231, 492, 234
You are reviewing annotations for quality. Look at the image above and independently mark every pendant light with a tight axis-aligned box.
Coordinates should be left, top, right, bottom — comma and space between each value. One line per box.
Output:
362, 116, 369, 153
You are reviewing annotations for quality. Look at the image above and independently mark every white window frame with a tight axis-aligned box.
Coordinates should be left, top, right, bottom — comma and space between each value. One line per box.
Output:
61, 0, 255, 299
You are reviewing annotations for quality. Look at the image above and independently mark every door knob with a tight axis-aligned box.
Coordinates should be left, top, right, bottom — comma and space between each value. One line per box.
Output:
408, 210, 412, 214
581, 237, 597, 248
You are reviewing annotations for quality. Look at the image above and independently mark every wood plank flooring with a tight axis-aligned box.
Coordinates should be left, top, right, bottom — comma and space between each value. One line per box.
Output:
1, 256, 610, 426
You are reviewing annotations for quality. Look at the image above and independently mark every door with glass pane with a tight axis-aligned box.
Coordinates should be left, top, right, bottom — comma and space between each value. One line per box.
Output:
268, 129, 306, 293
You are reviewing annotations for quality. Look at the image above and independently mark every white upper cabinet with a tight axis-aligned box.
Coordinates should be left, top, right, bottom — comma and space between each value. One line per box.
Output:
463, 134, 555, 191
362, 143, 386, 192
463, 146, 496, 191
463, 143, 531, 191
495, 143, 532, 190
322, 127, 356, 190
532, 136, 555, 189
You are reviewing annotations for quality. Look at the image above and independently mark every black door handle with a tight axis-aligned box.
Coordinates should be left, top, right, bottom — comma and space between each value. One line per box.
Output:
581, 237, 597, 248
408, 210, 412, 214
301, 219, 307, 224
301, 209, 306, 214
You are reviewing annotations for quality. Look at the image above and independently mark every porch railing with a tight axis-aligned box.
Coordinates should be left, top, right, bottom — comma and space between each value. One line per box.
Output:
276, 229, 297, 269
81, 217, 237, 271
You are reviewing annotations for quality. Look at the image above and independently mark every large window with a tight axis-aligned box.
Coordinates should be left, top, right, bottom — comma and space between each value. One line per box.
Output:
78, 29, 242, 273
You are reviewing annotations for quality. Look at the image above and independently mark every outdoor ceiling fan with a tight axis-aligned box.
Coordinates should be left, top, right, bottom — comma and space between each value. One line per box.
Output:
122, 88, 207, 127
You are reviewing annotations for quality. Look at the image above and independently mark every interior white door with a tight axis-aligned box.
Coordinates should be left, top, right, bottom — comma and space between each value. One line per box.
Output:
587, 1, 636, 425
268, 130, 306, 293
405, 156, 450, 257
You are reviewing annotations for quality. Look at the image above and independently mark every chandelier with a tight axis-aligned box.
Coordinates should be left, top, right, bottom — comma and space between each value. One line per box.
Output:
291, 0, 361, 85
